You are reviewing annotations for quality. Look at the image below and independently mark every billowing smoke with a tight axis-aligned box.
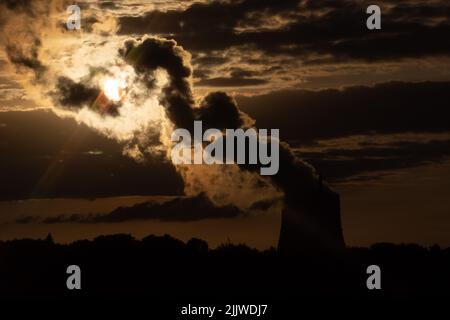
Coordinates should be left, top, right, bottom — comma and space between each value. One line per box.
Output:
0, 1, 346, 252
119, 37, 195, 130
115, 37, 325, 206
115, 36, 288, 208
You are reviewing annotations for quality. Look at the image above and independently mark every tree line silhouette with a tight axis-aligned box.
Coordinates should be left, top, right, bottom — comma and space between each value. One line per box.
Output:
0, 233, 449, 300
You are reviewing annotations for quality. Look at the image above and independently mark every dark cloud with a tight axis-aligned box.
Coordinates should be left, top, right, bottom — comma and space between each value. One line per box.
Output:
196, 76, 268, 87
53, 76, 100, 109
300, 139, 450, 183
195, 92, 245, 129
15, 215, 38, 224
229, 68, 259, 78
18, 193, 243, 224
90, 192, 242, 222
237, 81, 450, 142
0, 0, 44, 16
195, 66, 268, 86
192, 55, 230, 66
98, 1, 118, 10
4, 38, 46, 77
118, 0, 300, 51
42, 214, 77, 224
0, 110, 184, 200
248, 198, 279, 211
119, 1, 299, 35
117, 0, 450, 63
192, 68, 211, 79
52, 76, 124, 117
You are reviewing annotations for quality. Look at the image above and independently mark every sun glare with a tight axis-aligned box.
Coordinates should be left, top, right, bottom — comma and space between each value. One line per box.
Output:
103, 78, 125, 102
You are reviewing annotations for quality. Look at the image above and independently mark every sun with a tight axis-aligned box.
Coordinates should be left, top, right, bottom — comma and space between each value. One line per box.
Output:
103, 78, 126, 102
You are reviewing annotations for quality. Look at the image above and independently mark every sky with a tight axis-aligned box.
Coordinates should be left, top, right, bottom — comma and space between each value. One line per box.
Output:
0, 0, 450, 248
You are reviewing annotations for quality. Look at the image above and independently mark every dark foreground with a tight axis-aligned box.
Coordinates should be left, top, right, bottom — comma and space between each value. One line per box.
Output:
1, 234, 449, 309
